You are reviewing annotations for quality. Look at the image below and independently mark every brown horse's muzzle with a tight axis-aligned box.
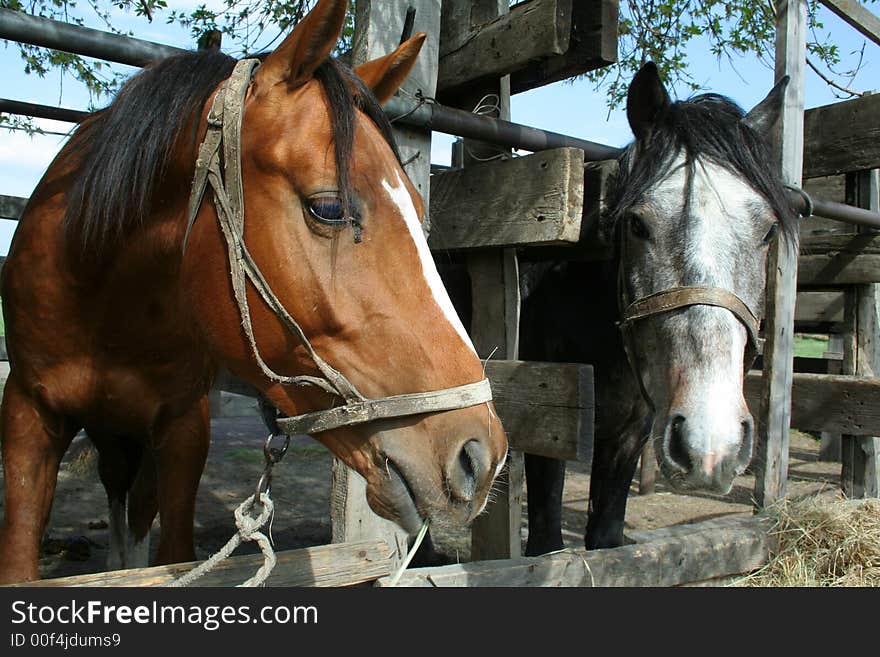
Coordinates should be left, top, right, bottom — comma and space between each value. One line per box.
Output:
359, 404, 507, 534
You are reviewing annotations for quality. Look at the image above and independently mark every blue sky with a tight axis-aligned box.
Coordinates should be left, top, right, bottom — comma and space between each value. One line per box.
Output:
0, 3, 877, 254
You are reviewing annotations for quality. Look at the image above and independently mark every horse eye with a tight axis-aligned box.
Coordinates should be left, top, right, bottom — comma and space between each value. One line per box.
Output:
308, 195, 347, 225
763, 224, 779, 244
630, 214, 651, 240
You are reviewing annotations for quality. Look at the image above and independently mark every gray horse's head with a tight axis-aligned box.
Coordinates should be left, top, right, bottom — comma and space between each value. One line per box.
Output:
610, 63, 798, 493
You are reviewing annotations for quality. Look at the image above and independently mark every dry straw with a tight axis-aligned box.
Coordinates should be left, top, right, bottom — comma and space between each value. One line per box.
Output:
738, 493, 880, 587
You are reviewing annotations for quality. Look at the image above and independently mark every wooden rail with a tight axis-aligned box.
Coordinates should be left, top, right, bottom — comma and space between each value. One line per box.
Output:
375, 515, 772, 586
8, 539, 394, 587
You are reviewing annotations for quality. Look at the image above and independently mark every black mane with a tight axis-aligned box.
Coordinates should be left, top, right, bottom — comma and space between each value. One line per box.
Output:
605, 93, 797, 241
62, 50, 399, 257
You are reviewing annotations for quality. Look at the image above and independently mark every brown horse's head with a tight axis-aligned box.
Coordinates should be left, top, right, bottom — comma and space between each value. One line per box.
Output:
183, 0, 506, 533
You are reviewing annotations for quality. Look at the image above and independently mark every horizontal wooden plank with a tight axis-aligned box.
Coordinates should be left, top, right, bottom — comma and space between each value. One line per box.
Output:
795, 290, 844, 325
484, 359, 593, 462
510, 0, 618, 95
745, 371, 880, 435
801, 233, 880, 254
11, 539, 394, 587
798, 254, 880, 285
436, 0, 616, 97
376, 515, 770, 586
0, 194, 26, 220
803, 93, 880, 179
428, 147, 585, 250
438, 0, 570, 93
214, 360, 594, 462
798, 233, 880, 285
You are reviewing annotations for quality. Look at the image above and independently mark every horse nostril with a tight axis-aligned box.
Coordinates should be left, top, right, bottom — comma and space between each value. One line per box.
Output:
666, 415, 692, 473
448, 439, 488, 503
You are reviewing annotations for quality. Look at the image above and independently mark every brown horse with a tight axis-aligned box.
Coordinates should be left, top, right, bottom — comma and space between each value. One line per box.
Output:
0, 0, 507, 584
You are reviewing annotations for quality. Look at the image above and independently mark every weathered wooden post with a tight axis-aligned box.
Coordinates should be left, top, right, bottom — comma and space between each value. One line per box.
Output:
841, 167, 880, 497
329, 0, 442, 560
754, 0, 805, 507
440, 0, 524, 561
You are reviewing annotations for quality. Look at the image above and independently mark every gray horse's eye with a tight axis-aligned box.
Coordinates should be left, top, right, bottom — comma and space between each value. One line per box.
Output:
308, 195, 347, 225
762, 224, 779, 244
629, 214, 651, 240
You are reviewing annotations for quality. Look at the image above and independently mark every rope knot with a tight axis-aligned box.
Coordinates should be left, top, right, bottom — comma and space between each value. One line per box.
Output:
235, 493, 274, 539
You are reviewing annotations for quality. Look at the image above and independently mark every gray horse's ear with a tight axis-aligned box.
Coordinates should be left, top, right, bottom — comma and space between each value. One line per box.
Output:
742, 76, 790, 138
627, 62, 671, 141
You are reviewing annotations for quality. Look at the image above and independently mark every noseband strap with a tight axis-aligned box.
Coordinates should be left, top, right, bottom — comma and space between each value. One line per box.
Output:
276, 378, 493, 435
186, 59, 492, 434
620, 285, 763, 354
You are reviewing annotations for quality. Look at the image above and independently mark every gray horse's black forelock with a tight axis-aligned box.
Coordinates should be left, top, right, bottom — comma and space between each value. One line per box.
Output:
62, 51, 400, 260
604, 93, 797, 243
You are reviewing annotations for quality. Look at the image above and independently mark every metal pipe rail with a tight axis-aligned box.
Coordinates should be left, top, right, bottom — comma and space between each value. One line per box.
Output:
0, 8, 185, 67
0, 98, 88, 124
383, 96, 624, 162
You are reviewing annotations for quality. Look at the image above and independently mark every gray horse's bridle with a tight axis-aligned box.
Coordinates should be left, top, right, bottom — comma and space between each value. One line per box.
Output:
185, 58, 492, 435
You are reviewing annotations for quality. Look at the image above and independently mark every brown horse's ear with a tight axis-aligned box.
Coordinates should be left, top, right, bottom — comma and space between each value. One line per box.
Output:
353, 33, 427, 104
253, 0, 347, 91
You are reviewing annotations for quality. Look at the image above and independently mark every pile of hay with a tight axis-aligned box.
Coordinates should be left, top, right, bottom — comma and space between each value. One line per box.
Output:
741, 493, 880, 586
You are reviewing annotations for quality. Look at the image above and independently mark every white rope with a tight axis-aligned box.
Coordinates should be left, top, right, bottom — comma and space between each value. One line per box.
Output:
166, 493, 277, 587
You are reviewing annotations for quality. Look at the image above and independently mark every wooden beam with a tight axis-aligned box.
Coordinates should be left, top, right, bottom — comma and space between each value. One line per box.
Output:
819, 0, 880, 47
509, 0, 618, 95
0, 194, 26, 220
428, 147, 585, 250
755, 0, 805, 508
438, 0, 571, 93
795, 290, 845, 326
840, 169, 880, 497
803, 93, 880, 179
798, 256, 880, 285
745, 371, 880, 435
444, 0, 524, 563
798, 233, 880, 285
486, 360, 593, 462
436, 0, 616, 98
376, 515, 771, 586
12, 539, 394, 587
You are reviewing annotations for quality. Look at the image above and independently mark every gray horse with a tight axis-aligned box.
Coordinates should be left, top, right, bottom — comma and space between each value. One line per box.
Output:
521, 62, 798, 552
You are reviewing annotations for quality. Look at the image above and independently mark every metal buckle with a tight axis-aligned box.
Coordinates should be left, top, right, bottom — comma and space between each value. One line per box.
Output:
255, 433, 291, 505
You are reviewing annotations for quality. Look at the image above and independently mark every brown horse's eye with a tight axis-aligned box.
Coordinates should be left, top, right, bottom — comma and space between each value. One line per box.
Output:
308, 195, 347, 225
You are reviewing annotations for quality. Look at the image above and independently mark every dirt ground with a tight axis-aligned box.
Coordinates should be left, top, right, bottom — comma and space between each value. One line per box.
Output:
0, 416, 839, 581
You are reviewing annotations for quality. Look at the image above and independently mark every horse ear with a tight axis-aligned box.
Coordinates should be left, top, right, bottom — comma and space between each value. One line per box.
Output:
353, 33, 427, 104
742, 75, 790, 138
626, 62, 671, 141
253, 0, 347, 91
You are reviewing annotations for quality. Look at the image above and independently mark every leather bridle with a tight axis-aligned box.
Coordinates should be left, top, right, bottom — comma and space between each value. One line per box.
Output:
185, 59, 492, 435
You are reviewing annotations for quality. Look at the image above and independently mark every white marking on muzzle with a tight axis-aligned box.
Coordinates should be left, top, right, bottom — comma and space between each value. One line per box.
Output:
382, 173, 477, 355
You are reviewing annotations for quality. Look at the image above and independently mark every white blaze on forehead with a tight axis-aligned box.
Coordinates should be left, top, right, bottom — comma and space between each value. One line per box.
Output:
382, 173, 477, 355
650, 154, 768, 289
